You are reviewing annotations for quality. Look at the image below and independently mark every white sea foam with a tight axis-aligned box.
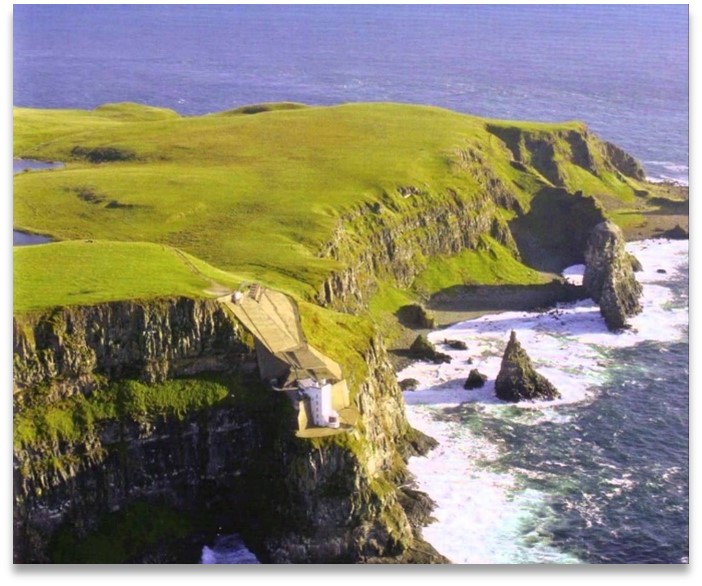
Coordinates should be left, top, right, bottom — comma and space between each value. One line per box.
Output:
646, 176, 689, 187
405, 405, 581, 564
401, 239, 688, 564
562, 264, 585, 285
644, 160, 689, 186
200, 534, 260, 564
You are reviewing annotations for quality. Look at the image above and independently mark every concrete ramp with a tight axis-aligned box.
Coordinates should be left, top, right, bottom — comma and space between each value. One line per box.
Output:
219, 289, 302, 354
278, 346, 340, 383
218, 285, 344, 385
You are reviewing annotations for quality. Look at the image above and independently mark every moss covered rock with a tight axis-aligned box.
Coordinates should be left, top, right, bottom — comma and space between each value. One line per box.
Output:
409, 335, 451, 364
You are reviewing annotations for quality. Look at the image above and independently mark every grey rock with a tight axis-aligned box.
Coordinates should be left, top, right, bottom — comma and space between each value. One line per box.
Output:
399, 378, 420, 391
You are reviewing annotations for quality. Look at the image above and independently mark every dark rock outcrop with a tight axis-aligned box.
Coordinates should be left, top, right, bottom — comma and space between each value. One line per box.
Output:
399, 378, 420, 391
583, 221, 643, 330
464, 369, 487, 390
495, 331, 560, 402
409, 335, 451, 364
509, 187, 608, 272
443, 339, 467, 350
662, 224, 689, 240
401, 428, 439, 459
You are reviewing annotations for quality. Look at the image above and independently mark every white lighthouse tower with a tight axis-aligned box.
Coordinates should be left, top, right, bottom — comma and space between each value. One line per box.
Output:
298, 378, 339, 428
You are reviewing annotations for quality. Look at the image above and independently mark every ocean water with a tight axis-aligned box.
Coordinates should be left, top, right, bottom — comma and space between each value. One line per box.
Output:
399, 239, 688, 564
14, 4, 688, 185
12, 5, 688, 564
200, 534, 259, 565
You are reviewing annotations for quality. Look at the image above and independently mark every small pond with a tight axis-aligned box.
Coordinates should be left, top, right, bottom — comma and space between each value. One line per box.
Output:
13, 158, 64, 246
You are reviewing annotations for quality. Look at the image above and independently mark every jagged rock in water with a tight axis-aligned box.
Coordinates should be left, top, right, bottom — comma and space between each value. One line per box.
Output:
464, 369, 487, 390
401, 427, 439, 458
396, 487, 438, 529
583, 221, 643, 331
495, 331, 560, 402
409, 335, 451, 364
444, 339, 467, 350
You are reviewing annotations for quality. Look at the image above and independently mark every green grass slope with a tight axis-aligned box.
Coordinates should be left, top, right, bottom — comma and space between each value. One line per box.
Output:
13, 240, 241, 312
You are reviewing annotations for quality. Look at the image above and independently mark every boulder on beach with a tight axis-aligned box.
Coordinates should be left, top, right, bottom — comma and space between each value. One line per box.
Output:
444, 339, 468, 350
409, 334, 451, 364
464, 369, 488, 390
583, 221, 643, 331
495, 331, 560, 402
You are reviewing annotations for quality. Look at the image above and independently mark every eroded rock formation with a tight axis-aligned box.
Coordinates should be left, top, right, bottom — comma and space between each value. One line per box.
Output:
583, 221, 643, 330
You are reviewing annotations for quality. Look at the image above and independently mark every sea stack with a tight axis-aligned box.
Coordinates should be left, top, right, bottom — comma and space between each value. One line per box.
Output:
495, 331, 560, 402
583, 221, 643, 331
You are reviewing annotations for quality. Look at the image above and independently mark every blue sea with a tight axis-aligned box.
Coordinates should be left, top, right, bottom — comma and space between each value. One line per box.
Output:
13, 4, 689, 564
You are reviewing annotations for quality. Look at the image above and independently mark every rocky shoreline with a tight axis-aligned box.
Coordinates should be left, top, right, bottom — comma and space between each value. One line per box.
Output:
386, 200, 687, 373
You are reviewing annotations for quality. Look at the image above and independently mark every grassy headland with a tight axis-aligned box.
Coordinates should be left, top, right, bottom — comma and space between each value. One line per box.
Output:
14, 101, 683, 317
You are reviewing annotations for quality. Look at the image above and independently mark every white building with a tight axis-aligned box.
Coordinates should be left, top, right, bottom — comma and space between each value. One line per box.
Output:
298, 378, 340, 428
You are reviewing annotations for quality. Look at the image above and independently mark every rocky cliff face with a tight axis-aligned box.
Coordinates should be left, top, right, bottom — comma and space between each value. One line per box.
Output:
264, 334, 444, 563
317, 181, 520, 313
13, 125, 653, 563
583, 221, 643, 330
486, 124, 646, 187
13, 299, 440, 563
13, 297, 252, 396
